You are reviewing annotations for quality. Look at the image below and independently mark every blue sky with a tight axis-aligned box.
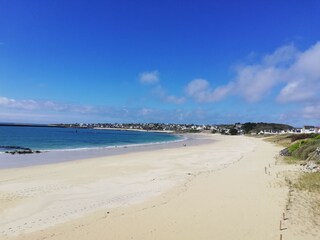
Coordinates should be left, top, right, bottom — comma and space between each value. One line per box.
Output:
0, 0, 320, 126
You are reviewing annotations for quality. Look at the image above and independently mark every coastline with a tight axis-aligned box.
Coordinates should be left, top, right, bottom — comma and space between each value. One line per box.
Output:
0, 126, 180, 156
0, 134, 315, 239
0, 134, 199, 169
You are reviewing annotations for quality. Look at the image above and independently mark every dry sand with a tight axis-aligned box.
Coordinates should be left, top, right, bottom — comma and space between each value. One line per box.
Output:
0, 134, 316, 240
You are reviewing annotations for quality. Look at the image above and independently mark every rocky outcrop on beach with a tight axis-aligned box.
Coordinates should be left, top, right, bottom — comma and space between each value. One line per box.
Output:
5, 149, 41, 155
302, 147, 320, 172
279, 144, 320, 172
0, 146, 41, 155
279, 147, 291, 156
301, 161, 320, 172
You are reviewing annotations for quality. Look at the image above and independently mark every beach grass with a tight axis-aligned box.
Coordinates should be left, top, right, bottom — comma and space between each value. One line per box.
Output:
282, 156, 300, 164
293, 172, 320, 193
293, 172, 320, 221
263, 134, 292, 147
292, 139, 320, 160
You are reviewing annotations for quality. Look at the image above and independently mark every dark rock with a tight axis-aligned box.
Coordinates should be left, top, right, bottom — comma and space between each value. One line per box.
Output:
4, 149, 41, 155
280, 148, 291, 156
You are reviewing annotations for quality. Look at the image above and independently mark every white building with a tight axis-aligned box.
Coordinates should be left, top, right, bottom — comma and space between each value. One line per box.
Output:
301, 126, 316, 134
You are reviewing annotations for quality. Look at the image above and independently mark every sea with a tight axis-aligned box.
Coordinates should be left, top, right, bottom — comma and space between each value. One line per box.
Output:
0, 126, 181, 153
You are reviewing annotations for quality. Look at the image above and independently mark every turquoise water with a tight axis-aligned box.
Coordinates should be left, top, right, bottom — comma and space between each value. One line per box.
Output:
0, 126, 180, 152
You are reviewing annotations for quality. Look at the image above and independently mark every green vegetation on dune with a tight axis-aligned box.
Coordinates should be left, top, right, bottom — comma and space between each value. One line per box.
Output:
291, 138, 320, 161
275, 134, 320, 162
288, 141, 304, 154
287, 133, 320, 142
266, 134, 320, 164
264, 134, 293, 147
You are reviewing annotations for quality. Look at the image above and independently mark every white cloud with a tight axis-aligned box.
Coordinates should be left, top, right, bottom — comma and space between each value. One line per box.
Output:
185, 79, 208, 99
0, 97, 14, 105
139, 71, 185, 104
263, 44, 298, 66
185, 41, 320, 104
139, 70, 159, 84
234, 65, 282, 102
277, 42, 320, 102
0, 96, 96, 114
0, 96, 40, 110
223, 44, 300, 102
152, 85, 185, 104
164, 95, 185, 104
235, 42, 320, 103
185, 79, 232, 102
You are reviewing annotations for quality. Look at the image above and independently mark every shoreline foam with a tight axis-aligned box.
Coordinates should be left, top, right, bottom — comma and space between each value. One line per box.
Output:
40, 134, 187, 152
94, 127, 175, 133
0, 134, 200, 169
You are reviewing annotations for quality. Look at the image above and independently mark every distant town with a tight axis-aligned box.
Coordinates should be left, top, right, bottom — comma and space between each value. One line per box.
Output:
53, 122, 320, 135
1, 122, 319, 135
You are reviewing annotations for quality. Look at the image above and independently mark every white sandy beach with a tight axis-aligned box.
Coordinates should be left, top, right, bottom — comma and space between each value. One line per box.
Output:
0, 134, 316, 240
